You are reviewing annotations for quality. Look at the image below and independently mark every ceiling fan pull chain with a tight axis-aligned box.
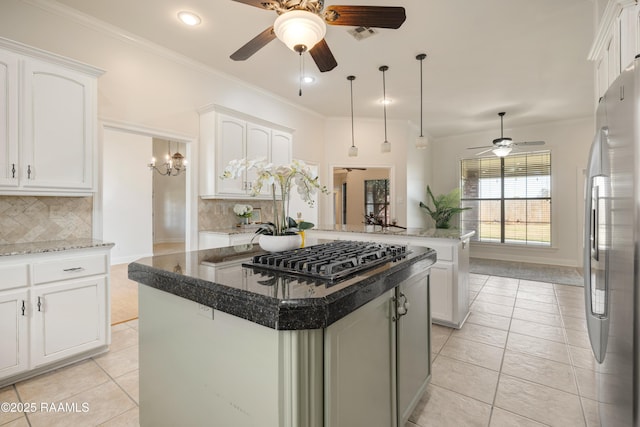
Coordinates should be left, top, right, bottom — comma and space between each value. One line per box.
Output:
298, 47, 305, 96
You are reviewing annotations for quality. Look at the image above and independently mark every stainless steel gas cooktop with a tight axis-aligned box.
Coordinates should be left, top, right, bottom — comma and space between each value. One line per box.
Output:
244, 240, 410, 283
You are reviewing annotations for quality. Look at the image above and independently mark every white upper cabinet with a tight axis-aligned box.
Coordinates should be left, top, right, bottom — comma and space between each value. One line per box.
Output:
0, 38, 102, 195
199, 107, 293, 199
590, 2, 639, 101
0, 50, 18, 188
215, 114, 246, 196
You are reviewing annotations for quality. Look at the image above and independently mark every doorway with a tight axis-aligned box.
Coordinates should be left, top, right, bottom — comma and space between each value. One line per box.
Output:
332, 167, 392, 226
98, 123, 195, 324
151, 138, 186, 255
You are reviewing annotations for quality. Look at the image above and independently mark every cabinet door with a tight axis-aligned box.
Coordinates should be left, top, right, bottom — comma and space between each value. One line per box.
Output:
21, 59, 94, 190
325, 289, 395, 427
31, 277, 106, 367
0, 290, 29, 380
216, 114, 246, 196
271, 130, 292, 166
396, 272, 430, 426
430, 262, 453, 325
0, 50, 18, 188
246, 123, 270, 194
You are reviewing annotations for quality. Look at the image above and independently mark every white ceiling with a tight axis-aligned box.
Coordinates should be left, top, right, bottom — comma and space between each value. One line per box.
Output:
53, 0, 595, 138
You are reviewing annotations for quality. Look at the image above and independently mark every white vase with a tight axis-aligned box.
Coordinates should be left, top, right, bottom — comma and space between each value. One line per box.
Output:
258, 234, 302, 252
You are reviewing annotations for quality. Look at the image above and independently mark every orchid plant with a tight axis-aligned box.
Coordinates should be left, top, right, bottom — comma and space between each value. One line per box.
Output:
221, 158, 329, 236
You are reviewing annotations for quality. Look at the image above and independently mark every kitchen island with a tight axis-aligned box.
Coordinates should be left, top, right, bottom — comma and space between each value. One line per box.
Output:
308, 226, 475, 328
129, 240, 436, 427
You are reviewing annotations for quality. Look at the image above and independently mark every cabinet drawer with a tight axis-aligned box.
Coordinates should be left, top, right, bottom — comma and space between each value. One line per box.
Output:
32, 254, 107, 284
0, 264, 29, 291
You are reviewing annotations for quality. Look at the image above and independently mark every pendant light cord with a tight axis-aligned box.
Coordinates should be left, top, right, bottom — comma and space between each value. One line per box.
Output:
381, 66, 388, 142
349, 76, 355, 148
417, 54, 427, 138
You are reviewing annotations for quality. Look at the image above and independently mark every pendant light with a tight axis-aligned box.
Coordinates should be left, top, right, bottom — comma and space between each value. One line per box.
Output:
347, 75, 358, 157
379, 65, 391, 153
416, 53, 429, 149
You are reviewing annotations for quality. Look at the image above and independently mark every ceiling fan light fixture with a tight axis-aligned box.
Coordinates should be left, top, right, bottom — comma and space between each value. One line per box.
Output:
492, 146, 512, 157
274, 10, 326, 52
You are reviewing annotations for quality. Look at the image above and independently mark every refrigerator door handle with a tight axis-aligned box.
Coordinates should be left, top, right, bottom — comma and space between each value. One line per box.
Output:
584, 126, 610, 363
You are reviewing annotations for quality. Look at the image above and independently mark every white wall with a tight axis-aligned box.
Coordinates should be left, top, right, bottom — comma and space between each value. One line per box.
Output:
322, 117, 429, 227
431, 117, 594, 267
152, 139, 186, 244
103, 129, 153, 264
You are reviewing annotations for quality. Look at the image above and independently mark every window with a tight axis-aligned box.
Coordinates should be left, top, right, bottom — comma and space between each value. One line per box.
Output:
364, 179, 390, 225
460, 151, 551, 246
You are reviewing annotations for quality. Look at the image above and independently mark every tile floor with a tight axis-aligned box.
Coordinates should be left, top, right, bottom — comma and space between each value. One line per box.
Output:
408, 274, 596, 427
0, 273, 595, 427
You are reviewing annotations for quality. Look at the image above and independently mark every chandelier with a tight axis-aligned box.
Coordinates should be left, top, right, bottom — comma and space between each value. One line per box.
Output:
148, 141, 187, 176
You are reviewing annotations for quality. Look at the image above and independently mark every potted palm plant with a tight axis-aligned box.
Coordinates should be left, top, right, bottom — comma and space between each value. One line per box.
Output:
419, 186, 470, 229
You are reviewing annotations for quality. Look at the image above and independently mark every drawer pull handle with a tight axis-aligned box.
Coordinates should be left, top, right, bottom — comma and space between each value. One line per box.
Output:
37, 297, 41, 312
21, 300, 25, 316
27, 165, 31, 179
11, 163, 16, 179
63, 267, 85, 272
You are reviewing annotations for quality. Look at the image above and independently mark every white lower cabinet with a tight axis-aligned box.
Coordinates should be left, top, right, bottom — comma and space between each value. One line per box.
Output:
0, 289, 29, 379
0, 246, 111, 386
429, 262, 453, 323
31, 277, 106, 367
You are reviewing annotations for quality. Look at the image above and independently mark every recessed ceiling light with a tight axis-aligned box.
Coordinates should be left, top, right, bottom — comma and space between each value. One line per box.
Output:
178, 11, 201, 26
303, 76, 315, 84
379, 98, 393, 105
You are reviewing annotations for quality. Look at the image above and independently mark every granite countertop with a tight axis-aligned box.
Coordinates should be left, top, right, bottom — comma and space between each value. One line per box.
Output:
200, 226, 261, 235
129, 240, 436, 330
0, 238, 115, 257
311, 224, 475, 240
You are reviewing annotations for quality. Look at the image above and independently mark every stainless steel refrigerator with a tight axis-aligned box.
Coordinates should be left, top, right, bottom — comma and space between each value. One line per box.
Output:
584, 56, 640, 426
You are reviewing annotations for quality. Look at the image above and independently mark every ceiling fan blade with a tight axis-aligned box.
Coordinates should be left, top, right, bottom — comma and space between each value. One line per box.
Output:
230, 26, 276, 61
324, 6, 406, 29
475, 148, 494, 156
309, 39, 338, 72
231, 0, 271, 9
514, 140, 545, 146
467, 145, 493, 150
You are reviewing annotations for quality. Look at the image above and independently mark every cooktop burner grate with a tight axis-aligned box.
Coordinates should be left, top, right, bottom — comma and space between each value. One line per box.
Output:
244, 241, 410, 282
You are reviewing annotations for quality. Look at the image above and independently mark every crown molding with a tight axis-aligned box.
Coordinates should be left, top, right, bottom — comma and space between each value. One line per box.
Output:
0, 35, 104, 76
588, 0, 637, 61
19, 0, 325, 119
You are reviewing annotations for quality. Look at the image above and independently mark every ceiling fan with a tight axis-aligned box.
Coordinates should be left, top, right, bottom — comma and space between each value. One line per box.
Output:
468, 112, 545, 157
336, 167, 367, 173
229, 0, 406, 72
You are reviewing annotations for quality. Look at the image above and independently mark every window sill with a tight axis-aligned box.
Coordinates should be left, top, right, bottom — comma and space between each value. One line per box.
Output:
469, 241, 558, 251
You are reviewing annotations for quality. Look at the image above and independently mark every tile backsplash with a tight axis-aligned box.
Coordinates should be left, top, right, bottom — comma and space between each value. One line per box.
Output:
0, 196, 92, 244
198, 198, 275, 231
